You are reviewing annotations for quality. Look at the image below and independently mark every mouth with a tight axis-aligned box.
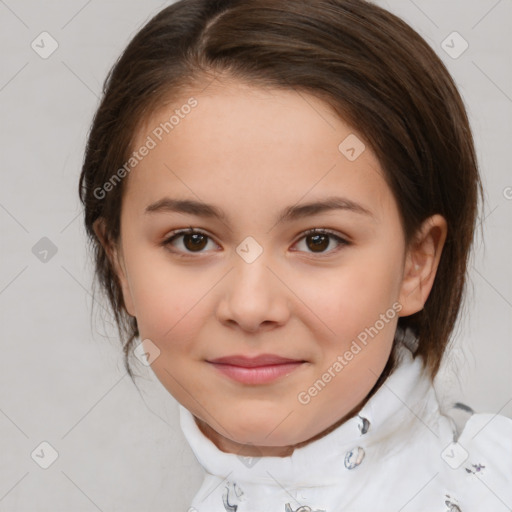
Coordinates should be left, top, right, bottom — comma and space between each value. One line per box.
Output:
206, 354, 307, 385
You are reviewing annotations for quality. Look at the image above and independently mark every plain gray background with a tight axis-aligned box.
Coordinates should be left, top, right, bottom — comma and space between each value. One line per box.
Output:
1, 0, 511, 510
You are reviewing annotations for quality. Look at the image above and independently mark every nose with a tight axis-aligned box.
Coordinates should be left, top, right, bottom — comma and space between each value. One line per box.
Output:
215, 250, 291, 333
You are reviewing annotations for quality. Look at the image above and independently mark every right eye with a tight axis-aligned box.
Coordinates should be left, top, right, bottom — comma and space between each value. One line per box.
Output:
161, 227, 219, 255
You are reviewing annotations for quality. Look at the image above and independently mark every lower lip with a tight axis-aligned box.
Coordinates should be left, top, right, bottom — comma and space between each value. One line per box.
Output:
208, 362, 305, 385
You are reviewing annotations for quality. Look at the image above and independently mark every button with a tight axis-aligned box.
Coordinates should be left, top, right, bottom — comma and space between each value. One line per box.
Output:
344, 446, 365, 469
358, 415, 370, 435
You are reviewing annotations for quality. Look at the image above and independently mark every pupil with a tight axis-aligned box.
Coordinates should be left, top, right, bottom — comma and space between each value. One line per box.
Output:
309, 234, 328, 252
185, 234, 207, 251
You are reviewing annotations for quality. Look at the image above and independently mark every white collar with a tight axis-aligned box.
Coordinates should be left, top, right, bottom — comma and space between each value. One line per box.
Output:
179, 341, 440, 488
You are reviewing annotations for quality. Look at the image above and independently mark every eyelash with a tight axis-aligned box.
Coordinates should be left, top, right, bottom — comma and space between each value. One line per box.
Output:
161, 227, 350, 257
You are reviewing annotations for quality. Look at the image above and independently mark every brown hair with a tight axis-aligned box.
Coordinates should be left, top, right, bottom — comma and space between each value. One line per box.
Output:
79, 0, 482, 399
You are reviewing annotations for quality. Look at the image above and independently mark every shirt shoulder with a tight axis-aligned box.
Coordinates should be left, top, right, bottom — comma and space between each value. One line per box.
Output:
457, 412, 512, 462
443, 411, 512, 510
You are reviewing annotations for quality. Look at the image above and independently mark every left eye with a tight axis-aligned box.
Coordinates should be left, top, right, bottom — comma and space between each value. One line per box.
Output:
161, 227, 348, 256
293, 228, 349, 255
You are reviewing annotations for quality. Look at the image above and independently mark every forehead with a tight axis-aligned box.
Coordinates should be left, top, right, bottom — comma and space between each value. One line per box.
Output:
124, 80, 394, 224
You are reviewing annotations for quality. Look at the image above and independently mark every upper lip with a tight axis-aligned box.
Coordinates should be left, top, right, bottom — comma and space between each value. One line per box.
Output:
207, 354, 305, 367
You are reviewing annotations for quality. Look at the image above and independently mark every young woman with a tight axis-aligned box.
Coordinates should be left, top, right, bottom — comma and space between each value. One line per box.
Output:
79, 1, 512, 510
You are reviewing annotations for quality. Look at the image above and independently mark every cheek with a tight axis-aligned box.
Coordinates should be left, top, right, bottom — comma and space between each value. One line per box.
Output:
304, 256, 401, 335
125, 250, 214, 344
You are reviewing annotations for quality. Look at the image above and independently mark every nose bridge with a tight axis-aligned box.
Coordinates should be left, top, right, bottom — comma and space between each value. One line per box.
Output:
216, 235, 290, 329
232, 236, 277, 299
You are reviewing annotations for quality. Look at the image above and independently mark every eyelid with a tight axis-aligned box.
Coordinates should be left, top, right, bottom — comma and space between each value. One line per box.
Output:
296, 227, 349, 243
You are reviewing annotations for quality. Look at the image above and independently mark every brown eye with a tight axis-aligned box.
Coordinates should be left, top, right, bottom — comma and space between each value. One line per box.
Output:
306, 233, 330, 252
162, 228, 217, 254
182, 232, 208, 251
294, 228, 349, 255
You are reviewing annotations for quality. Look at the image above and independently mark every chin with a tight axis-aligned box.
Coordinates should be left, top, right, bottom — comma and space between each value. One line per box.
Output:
228, 415, 305, 449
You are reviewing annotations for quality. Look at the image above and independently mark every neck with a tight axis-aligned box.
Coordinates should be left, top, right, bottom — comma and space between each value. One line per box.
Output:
194, 397, 368, 457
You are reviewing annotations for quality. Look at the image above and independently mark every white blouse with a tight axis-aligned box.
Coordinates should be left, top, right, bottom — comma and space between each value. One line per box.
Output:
179, 341, 512, 511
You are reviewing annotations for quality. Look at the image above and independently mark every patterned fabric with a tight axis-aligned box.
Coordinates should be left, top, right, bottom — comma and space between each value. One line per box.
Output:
180, 341, 512, 511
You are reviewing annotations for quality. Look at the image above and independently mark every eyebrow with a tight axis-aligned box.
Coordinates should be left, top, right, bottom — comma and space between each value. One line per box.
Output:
144, 196, 375, 224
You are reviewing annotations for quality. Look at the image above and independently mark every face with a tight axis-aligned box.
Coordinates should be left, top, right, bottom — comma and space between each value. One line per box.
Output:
96, 78, 445, 456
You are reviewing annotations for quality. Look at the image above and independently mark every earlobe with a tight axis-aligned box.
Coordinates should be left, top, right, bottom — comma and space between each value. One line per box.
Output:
92, 218, 136, 317
398, 214, 447, 317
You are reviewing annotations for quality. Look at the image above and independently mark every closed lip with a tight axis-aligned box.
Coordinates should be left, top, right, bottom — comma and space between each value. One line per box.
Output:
207, 354, 305, 367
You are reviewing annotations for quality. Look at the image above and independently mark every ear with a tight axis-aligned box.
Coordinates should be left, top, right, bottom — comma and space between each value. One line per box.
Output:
92, 218, 136, 317
398, 214, 447, 317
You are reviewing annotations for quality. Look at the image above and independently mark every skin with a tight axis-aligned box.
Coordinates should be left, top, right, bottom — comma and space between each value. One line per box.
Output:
94, 77, 447, 457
